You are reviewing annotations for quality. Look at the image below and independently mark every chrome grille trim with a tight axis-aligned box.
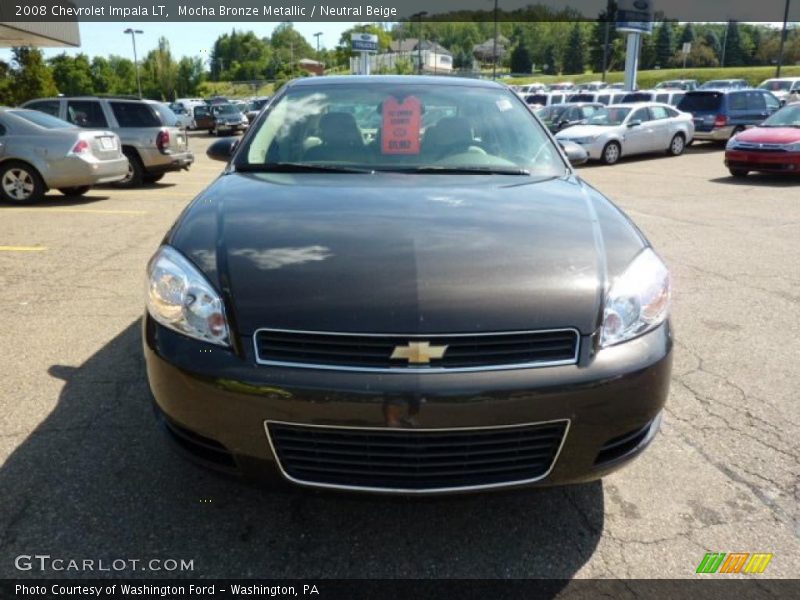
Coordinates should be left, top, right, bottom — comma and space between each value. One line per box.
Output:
252, 327, 581, 373
264, 419, 571, 494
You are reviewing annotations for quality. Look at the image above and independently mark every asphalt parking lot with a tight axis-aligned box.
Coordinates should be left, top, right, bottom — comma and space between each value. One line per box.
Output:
0, 132, 797, 580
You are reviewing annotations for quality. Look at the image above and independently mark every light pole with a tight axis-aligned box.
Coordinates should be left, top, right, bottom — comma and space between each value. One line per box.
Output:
776, 0, 791, 77
124, 28, 143, 98
314, 32, 323, 58
412, 12, 427, 74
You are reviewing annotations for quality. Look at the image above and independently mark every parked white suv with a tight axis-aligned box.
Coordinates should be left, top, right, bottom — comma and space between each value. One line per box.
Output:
23, 96, 194, 187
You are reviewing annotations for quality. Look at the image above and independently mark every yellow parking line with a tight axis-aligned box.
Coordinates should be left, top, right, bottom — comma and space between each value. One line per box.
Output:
0, 207, 147, 215
0, 246, 47, 252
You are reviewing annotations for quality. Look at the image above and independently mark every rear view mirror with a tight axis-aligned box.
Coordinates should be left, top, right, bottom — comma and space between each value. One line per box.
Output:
559, 140, 589, 166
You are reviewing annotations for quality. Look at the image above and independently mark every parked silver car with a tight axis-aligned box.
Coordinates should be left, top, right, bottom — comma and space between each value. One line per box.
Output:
0, 108, 127, 204
22, 96, 194, 187
555, 102, 695, 165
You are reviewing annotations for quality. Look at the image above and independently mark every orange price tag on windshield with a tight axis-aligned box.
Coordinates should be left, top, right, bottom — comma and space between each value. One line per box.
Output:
382, 96, 421, 155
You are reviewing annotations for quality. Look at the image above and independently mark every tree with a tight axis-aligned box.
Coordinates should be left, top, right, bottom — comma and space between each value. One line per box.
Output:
639, 33, 657, 70
703, 29, 721, 60
510, 41, 532, 74
141, 37, 179, 100
654, 22, 674, 68
271, 22, 315, 77
176, 57, 205, 97
562, 24, 585, 75
8, 47, 57, 105
679, 23, 696, 45
49, 53, 93, 96
542, 45, 557, 75
670, 41, 719, 68
590, 5, 621, 73
722, 21, 746, 67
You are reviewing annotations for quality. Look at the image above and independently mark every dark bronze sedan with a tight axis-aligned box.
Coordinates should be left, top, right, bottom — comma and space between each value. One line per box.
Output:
144, 76, 672, 494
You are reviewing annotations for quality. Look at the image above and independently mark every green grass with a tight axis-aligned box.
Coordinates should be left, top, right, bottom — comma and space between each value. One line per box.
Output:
507, 65, 800, 88
195, 81, 275, 99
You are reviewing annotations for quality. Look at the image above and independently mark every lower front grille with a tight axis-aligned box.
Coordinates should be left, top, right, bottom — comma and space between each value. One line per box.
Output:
266, 420, 568, 492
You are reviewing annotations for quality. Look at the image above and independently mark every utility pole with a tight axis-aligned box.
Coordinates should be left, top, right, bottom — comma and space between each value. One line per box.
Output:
601, 0, 612, 82
777, 0, 791, 77
314, 32, 323, 57
492, 0, 499, 80
123, 28, 143, 98
412, 12, 427, 75
721, 20, 729, 68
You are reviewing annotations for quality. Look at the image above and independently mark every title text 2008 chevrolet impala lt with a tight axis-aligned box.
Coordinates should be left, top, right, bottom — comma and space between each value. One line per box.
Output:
144, 76, 672, 494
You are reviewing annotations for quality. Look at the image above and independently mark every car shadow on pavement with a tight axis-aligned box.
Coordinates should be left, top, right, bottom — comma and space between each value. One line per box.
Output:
709, 174, 800, 187
0, 321, 604, 580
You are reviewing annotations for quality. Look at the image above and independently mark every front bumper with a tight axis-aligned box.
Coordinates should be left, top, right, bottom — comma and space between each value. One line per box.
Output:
143, 316, 672, 493
725, 149, 800, 173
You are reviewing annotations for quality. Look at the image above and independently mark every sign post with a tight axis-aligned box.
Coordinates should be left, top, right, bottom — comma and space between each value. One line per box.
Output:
616, 0, 655, 91
682, 42, 692, 69
351, 33, 379, 75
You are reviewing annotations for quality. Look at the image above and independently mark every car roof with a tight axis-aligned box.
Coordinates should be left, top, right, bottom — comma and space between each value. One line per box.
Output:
289, 75, 503, 89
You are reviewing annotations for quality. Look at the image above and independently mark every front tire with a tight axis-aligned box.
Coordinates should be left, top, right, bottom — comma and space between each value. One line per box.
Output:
58, 186, 91, 196
143, 173, 165, 184
0, 161, 45, 204
601, 141, 621, 165
668, 133, 686, 156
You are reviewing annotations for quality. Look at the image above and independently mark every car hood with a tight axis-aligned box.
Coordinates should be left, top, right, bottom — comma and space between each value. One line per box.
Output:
168, 172, 646, 335
556, 125, 616, 139
735, 127, 800, 144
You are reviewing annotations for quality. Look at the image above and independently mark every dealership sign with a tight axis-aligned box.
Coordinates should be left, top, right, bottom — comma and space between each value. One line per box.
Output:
351, 33, 379, 53
616, 0, 655, 35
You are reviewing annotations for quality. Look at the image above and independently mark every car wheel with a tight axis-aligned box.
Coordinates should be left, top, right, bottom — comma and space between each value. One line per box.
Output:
668, 133, 686, 156
601, 141, 621, 165
114, 149, 144, 188
0, 161, 45, 204
58, 186, 91, 196
729, 168, 749, 178
143, 174, 165, 184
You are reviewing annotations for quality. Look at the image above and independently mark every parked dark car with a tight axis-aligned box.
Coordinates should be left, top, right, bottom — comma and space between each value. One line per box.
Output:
209, 103, 248, 136
699, 79, 750, 90
725, 103, 800, 177
536, 102, 604, 133
144, 76, 672, 495
192, 105, 214, 130
245, 97, 271, 123
677, 89, 781, 142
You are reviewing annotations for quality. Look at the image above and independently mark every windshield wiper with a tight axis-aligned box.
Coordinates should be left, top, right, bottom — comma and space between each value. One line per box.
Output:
237, 162, 375, 174
396, 166, 531, 176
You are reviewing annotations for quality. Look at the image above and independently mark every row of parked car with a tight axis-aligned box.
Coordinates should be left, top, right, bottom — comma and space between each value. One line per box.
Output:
168, 96, 271, 136
541, 88, 800, 178
0, 95, 198, 204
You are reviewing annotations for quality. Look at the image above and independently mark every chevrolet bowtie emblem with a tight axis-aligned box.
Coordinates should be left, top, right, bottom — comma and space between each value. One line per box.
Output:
390, 341, 448, 364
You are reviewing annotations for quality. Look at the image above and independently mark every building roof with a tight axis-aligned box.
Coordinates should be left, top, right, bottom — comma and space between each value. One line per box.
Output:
389, 38, 452, 56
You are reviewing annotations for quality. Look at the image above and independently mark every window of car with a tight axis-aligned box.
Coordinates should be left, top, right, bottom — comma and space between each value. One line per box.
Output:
629, 108, 650, 123
763, 93, 780, 111
745, 92, 766, 111
0, 121, 6, 136
26, 100, 60, 118
664, 107, 680, 118
238, 82, 567, 178
109, 102, 161, 128
194, 106, 210, 117
596, 94, 611, 105
580, 106, 601, 118
649, 106, 670, 120
587, 106, 631, 126
670, 93, 685, 106
8, 110, 75, 129
151, 103, 179, 126
66, 100, 108, 128
550, 94, 564, 104
678, 92, 722, 113
655, 93, 669, 103
761, 104, 800, 127
525, 94, 548, 106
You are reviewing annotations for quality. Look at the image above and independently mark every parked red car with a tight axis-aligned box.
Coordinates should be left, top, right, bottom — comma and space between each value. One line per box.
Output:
725, 103, 800, 177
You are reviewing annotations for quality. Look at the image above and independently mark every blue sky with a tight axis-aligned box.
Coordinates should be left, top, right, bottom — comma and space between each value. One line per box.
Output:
0, 21, 363, 63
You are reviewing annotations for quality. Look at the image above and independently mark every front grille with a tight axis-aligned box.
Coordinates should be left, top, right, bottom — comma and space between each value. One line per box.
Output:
267, 421, 568, 492
734, 143, 787, 153
253, 328, 579, 372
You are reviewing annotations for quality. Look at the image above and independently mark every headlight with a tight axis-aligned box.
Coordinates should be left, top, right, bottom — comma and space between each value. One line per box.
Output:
784, 142, 800, 152
145, 246, 230, 347
726, 137, 740, 150
600, 248, 671, 347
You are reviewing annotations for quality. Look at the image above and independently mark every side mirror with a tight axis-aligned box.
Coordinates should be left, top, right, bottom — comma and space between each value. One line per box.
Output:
627, 119, 642, 128
207, 137, 238, 162
559, 140, 589, 166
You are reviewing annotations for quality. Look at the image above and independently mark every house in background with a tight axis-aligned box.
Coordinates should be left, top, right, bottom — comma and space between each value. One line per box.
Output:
351, 38, 453, 74
297, 58, 324, 76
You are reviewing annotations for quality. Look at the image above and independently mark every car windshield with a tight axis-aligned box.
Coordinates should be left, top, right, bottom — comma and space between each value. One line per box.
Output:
236, 82, 568, 177
8, 110, 75, 129
759, 80, 793, 92
702, 80, 736, 89
214, 104, 240, 115
586, 107, 630, 126
537, 105, 569, 121
678, 93, 723, 112
761, 104, 800, 127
